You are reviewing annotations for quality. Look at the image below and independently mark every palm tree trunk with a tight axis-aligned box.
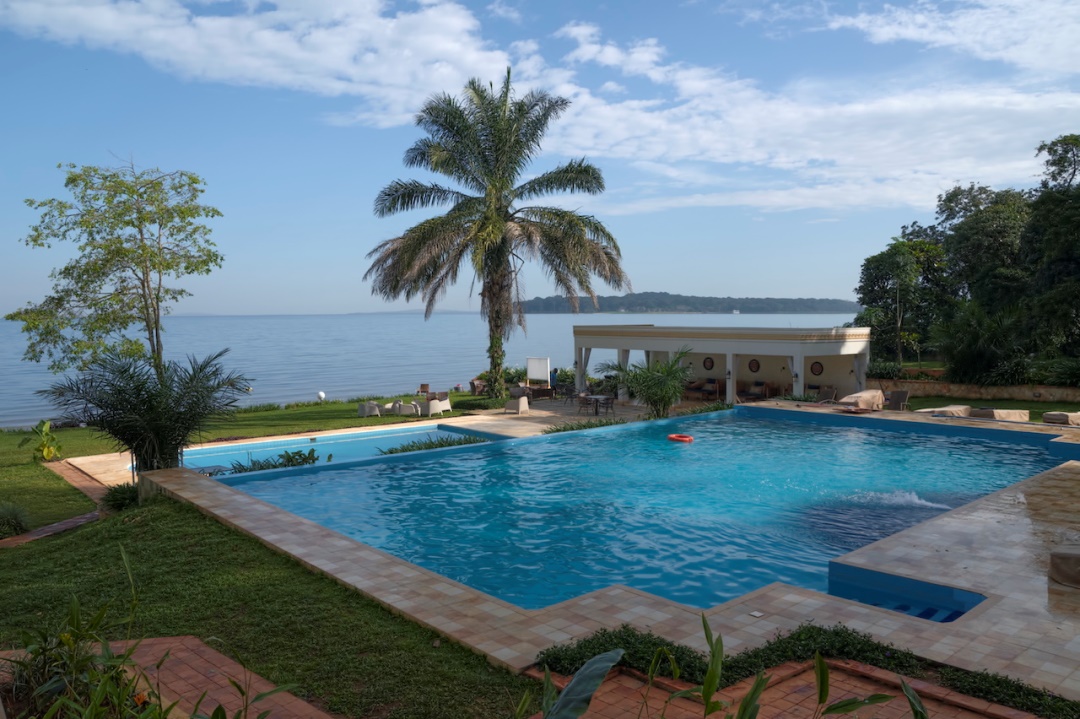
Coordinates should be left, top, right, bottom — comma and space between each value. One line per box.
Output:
481, 263, 513, 399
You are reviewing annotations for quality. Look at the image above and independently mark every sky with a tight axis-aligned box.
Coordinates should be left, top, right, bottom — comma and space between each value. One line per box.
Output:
1, 0, 1077, 316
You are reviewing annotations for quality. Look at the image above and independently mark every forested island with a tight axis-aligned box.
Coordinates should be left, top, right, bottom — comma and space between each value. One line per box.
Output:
521, 292, 861, 314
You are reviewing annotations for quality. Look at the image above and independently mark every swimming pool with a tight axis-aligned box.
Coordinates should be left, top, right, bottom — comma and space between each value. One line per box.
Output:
223, 409, 1069, 610
183, 424, 500, 473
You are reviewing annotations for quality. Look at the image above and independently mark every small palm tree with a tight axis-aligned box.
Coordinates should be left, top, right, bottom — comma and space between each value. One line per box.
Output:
365, 69, 629, 397
39, 349, 250, 472
597, 348, 693, 419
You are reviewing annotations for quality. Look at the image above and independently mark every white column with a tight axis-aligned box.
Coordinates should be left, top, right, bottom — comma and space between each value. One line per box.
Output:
726, 353, 736, 404
617, 349, 631, 400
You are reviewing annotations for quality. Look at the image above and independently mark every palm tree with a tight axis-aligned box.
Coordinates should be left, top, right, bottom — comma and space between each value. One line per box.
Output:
365, 69, 629, 397
39, 349, 251, 472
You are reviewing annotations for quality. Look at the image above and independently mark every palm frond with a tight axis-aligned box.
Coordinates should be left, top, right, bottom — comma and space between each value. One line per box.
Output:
514, 160, 605, 202
374, 180, 474, 217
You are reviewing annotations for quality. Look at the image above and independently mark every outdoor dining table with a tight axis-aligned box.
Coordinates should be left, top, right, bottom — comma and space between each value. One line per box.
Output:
586, 395, 609, 415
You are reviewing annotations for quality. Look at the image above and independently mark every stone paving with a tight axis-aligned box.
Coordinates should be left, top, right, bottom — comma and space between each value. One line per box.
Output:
70, 399, 1080, 701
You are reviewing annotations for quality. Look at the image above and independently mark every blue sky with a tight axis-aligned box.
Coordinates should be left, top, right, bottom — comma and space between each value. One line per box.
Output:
1, 0, 1077, 316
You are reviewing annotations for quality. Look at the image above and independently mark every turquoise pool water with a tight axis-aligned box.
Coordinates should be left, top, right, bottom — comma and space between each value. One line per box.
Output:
183, 425, 496, 472
224, 410, 1065, 609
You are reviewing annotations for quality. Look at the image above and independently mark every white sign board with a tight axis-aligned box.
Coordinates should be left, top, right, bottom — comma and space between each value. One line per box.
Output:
526, 357, 551, 385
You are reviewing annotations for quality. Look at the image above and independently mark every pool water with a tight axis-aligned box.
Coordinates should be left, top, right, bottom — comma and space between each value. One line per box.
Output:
225, 411, 1062, 609
183, 425, 495, 473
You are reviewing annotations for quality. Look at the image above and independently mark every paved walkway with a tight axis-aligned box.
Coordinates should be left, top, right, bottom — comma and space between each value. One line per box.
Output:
67, 401, 1080, 701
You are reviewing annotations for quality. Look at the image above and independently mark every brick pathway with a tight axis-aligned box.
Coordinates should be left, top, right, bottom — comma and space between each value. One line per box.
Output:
0, 511, 100, 549
531, 660, 1039, 719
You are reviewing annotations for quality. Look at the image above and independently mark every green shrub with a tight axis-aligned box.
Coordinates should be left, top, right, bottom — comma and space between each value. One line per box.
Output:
1040, 358, 1080, 388
541, 418, 626, 434
377, 435, 488, 455
101, 483, 140, 512
938, 666, 1080, 719
536, 623, 921, 686
228, 448, 330, 474
0, 502, 31, 539
235, 402, 283, 413
866, 360, 903, 379
555, 367, 577, 386
454, 396, 508, 411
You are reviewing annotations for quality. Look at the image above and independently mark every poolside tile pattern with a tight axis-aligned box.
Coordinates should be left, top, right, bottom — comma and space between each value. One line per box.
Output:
80, 404, 1080, 701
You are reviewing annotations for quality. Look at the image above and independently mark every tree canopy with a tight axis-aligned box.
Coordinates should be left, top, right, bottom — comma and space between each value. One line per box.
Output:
364, 69, 629, 396
5, 162, 223, 379
854, 133, 1080, 384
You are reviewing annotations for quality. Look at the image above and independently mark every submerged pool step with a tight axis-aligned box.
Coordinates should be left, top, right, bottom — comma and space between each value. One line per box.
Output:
828, 562, 985, 623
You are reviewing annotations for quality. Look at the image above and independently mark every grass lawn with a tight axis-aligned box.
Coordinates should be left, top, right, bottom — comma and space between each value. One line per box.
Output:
0, 498, 537, 719
0, 429, 113, 529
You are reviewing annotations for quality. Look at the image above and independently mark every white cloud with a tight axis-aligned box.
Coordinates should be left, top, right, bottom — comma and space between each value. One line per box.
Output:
828, 0, 1080, 76
486, 0, 521, 23
0, 0, 512, 126
546, 22, 1079, 212
3, 1, 1077, 214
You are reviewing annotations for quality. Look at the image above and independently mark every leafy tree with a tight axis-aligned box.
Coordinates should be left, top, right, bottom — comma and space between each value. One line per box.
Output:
941, 188, 1031, 311
5, 162, 223, 379
1037, 134, 1080, 190
596, 347, 693, 419
364, 69, 629, 397
854, 241, 919, 362
39, 350, 250, 472
931, 303, 1030, 385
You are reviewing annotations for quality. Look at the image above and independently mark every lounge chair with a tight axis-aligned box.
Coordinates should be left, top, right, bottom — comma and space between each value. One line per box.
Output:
504, 395, 529, 415
417, 383, 430, 396
1043, 411, 1080, 426
415, 396, 451, 417
358, 401, 382, 417
885, 390, 910, 411
814, 386, 838, 403
738, 381, 770, 402
396, 401, 420, 417
470, 379, 487, 396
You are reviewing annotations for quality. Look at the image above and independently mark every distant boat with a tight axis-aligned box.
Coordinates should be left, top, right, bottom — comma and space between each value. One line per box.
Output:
732, 309, 740, 314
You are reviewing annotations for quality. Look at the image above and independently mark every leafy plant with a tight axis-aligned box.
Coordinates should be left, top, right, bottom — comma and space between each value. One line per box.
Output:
227, 449, 332, 474
377, 435, 488, 455
513, 649, 624, 719
39, 349, 251, 472
807, 652, 892, 718
0, 501, 32, 539
1040, 357, 1080, 387
866, 360, 904, 379
19, 419, 63, 461
596, 347, 694, 419
541, 418, 627, 434
453, 396, 509, 411
102, 483, 141, 512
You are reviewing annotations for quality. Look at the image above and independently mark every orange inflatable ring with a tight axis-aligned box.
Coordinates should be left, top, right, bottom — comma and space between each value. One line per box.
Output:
668, 434, 694, 443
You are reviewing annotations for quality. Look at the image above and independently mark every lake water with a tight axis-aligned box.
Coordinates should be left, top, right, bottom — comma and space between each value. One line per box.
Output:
0, 312, 853, 428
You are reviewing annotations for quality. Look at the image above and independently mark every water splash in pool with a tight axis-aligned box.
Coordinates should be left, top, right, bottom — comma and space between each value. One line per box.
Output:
847, 490, 951, 510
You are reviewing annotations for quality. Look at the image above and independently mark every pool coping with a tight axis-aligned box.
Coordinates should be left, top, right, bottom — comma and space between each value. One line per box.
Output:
99, 407, 1080, 699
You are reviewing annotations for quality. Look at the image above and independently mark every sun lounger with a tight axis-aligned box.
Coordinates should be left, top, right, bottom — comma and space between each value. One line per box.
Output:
837, 389, 884, 410
1043, 411, 1080, 426
415, 396, 451, 417
970, 408, 1029, 422
915, 405, 971, 417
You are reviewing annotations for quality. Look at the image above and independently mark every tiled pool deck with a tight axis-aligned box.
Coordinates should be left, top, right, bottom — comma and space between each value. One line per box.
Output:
70, 403, 1080, 700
